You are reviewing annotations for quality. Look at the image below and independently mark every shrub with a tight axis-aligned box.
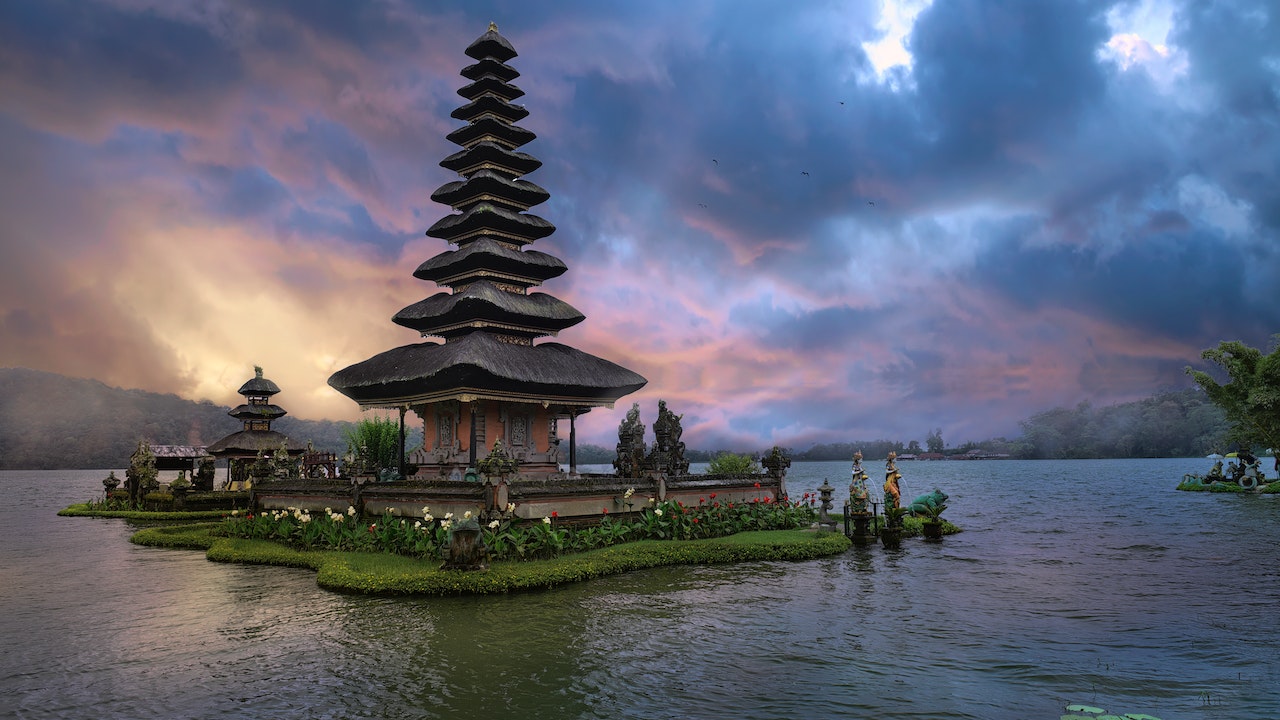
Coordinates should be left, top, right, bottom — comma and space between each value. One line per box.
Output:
707, 452, 762, 475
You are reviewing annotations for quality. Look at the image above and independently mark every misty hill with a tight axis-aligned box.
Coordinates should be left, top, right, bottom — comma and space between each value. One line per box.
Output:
0, 368, 1233, 470
0, 368, 352, 470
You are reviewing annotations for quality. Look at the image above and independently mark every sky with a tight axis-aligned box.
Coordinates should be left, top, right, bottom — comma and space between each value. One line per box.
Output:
1, 0, 1277, 452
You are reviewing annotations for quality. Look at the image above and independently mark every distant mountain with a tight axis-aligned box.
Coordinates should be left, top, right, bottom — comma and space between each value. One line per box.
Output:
0, 368, 352, 470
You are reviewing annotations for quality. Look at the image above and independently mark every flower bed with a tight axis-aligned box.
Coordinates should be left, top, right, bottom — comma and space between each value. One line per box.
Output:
212, 494, 819, 563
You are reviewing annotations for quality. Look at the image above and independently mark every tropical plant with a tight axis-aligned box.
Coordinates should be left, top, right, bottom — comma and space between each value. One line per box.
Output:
343, 414, 402, 475
883, 505, 910, 529
1187, 336, 1280, 463
707, 451, 761, 474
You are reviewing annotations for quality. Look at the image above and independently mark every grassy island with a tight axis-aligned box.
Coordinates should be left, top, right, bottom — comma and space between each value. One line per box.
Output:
58, 504, 234, 521
130, 523, 852, 596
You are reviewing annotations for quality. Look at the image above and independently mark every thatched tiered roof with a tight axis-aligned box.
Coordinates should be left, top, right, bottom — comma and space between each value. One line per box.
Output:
328, 23, 645, 410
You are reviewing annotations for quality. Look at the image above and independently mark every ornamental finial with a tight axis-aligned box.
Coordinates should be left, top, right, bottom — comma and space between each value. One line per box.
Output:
488, 21, 498, 32
254, 365, 264, 378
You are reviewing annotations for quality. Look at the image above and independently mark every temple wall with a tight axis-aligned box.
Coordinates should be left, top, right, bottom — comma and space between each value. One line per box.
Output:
252, 473, 785, 526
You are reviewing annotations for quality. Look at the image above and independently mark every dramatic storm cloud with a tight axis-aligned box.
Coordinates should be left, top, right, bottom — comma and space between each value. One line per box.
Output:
1, 0, 1276, 450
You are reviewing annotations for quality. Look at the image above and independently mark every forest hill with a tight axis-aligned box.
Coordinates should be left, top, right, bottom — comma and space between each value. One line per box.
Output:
0, 367, 1229, 469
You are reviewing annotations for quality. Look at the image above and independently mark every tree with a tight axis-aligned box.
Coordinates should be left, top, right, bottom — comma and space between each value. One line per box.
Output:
343, 414, 401, 474
926, 428, 944, 454
1187, 337, 1280, 462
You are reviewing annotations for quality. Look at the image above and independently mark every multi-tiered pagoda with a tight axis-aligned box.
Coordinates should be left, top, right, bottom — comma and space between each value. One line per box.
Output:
207, 366, 304, 487
328, 23, 646, 477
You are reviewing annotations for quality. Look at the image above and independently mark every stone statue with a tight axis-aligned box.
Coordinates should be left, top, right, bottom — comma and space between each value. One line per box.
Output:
1207, 460, 1224, 480
849, 451, 869, 513
126, 440, 159, 506
195, 456, 216, 491
647, 400, 689, 476
613, 403, 646, 479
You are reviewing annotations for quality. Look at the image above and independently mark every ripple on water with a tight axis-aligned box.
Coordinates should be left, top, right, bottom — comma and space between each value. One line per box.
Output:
7, 462, 1280, 719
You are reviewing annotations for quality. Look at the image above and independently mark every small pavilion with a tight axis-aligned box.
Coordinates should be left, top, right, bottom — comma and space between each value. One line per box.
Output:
207, 366, 305, 488
328, 23, 646, 478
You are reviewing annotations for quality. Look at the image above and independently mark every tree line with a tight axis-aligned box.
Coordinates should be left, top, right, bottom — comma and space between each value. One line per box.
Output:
0, 367, 1252, 470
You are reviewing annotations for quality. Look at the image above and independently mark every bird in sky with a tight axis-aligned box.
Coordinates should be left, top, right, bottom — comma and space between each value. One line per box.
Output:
801, 171, 809, 176
698, 203, 707, 208
712, 158, 718, 166
867, 201, 875, 206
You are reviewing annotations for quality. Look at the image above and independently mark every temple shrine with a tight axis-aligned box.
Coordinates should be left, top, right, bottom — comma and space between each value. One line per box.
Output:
207, 366, 304, 488
328, 23, 646, 478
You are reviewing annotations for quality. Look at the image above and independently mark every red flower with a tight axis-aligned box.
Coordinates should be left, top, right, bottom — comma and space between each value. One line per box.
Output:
602, 508, 609, 514
552, 511, 558, 517
246, 514, 254, 520
693, 518, 700, 523
699, 497, 705, 504
754, 482, 761, 488
709, 493, 717, 499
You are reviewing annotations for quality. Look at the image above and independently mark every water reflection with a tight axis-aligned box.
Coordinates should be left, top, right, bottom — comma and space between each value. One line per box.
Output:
4, 461, 1280, 718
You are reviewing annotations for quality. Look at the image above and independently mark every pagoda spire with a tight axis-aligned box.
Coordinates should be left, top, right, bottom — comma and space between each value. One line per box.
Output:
328, 25, 645, 475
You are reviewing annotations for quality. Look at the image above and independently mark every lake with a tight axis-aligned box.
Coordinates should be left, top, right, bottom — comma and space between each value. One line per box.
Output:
2, 459, 1277, 719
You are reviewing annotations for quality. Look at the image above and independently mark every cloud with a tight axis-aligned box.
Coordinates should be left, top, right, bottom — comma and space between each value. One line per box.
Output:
1, 0, 1277, 453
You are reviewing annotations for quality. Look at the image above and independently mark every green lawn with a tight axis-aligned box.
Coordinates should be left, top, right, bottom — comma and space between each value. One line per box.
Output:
58, 503, 233, 521
129, 524, 853, 596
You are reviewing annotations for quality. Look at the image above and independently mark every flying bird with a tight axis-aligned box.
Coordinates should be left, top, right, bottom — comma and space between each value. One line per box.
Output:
698, 203, 707, 208
838, 101, 845, 105
867, 201, 875, 206
712, 158, 718, 166
801, 171, 809, 176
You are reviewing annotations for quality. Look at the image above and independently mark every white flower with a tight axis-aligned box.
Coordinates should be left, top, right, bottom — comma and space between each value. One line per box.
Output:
300, 514, 311, 523
421, 506, 431, 518
441, 519, 452, 530
543, 516, 552, 525
506, 502, 516, 513
624, 488, 635, 498
463, 510, 473, 520
445, 512, 454, 520
325, 507, 332, 514
654, 508, 663, 516
488, 520, 500, 529
347, 506, 356, 516
231, 509, 239, 517
414, 521, 422, 529
425, 514, 435, 522
648, 497, 655, 503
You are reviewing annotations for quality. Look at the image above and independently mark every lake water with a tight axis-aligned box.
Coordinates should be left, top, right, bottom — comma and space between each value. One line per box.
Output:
2, 459, 1277, 719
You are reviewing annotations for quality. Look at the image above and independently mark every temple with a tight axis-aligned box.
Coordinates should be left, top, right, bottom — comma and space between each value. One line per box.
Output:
328, 23, 646, 478
207, 366, 304, 488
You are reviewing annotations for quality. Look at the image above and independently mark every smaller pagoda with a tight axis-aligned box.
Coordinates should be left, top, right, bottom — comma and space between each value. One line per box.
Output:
207, 366, 304, 488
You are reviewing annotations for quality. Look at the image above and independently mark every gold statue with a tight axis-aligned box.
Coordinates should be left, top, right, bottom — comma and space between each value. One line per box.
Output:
883, 451, 901, 509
